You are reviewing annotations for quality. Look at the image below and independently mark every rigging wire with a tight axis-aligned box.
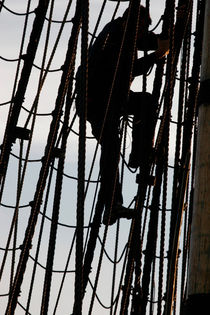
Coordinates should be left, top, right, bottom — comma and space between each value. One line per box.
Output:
74, 0, 89, 313
0, 0, 203, 314
0, 0, 33, 203
4, 1, 81, 313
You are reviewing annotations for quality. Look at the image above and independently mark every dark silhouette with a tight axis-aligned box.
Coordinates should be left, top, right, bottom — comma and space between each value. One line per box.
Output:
76, 6, 169, 225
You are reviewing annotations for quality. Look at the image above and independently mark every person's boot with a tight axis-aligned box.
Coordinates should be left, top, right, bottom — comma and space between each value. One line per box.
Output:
128, 124, 154, 169
128, 145, 142, 168
128, 115, 147, 169
102, 203, 135, 226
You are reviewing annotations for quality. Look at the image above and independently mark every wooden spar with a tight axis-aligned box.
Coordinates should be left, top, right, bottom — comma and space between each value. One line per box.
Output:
185, 0, 210, 313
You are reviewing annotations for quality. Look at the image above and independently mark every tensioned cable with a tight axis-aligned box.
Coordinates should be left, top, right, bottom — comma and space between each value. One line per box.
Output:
25, 159, 57, 313
165, 1, 203, 313
6, 0, 58, 297
0, 0, 34, 282
5, 1, 81, 313
0, 3, 94, 298
0, 0, 33, 203
21, 0, 74, 131
82, 1, 136, 308
52, 229, 76, 314
41, 23, 78, 315
68, 1, 126, 211
2, 1, 203, 314
1, 6, 92, 270
0, 0, 5, 12
7, 0, 58, 309
89, 0, 108, 48
123, 0, 193, 312
17, 301, 32, 315
140, 0, 176, 311
74, 1, 134, 306
74, 0, 89, 312
110, 121, 129, 314
89, 2, 144, 313
167, 13, 192, 315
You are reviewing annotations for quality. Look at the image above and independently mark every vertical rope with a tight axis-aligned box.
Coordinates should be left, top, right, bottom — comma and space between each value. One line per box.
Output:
74, 0, 88, 313
5, 1, 81, 312
110, 120, 127, 314
110, 221, 120, 315
53, 230, 77, 314
87, 122, 128, 313
0, 0, 35, 281
0, 0, 5, 12
169, 12, 192, 315
0, 2, 204, 314
141, 0, 191, 312
25, 162, 55, 313
81, 2, 142, 311
133, 0, 175, 311
0, 0, 50, 200
9, 140, 24, 293
89, 0, 108, 48
157, 171, 167, 314
40, 53, 76, 315
165, 1, 205, 313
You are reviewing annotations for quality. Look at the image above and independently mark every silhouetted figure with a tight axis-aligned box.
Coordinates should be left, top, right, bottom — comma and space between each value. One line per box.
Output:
76, 6, 169, 225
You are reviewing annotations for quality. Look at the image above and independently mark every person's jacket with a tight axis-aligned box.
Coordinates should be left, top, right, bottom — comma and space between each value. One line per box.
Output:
76, 16, 158, 120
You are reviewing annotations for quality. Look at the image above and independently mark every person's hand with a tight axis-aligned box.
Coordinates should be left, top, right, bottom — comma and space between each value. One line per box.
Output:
155, 38, 170, 59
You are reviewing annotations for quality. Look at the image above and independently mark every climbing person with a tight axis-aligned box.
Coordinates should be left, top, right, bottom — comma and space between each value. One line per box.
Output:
76, 5, 169, 225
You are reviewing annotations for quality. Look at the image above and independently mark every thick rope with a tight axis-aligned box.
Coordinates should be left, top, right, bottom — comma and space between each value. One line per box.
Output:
0, 0, 51, 204
165, 1, 205, 313
0, 1, 205, 314
74, 0, 89, 313
4, 1, 81, 312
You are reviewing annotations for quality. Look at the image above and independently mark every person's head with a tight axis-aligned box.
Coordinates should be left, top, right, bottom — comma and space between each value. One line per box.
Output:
123, 5, 152, 38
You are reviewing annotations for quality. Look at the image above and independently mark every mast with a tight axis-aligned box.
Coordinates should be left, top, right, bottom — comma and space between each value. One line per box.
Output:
185, 0, 210, 313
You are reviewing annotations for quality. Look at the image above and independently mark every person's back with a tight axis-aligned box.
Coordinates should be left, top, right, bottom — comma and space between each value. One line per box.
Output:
77, 9, 159, 122
87, 16, 128, 120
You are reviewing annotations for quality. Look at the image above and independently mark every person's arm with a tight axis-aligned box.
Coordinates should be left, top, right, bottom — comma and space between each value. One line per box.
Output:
133, 52, 156, 76
136, 31, 159, 51
133, 38, 170, 76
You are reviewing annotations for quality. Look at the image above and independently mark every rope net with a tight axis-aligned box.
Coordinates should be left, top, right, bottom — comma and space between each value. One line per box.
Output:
0, 0, 204, 314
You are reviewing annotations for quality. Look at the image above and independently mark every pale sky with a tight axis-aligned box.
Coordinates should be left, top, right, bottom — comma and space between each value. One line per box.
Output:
0, 1, 197, 314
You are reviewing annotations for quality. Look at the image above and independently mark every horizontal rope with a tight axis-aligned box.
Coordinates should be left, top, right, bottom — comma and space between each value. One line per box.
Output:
0, 202, 30, 209
97, 236, 127, 264
29, 254, 75, 273
0, 55, 63, 73
0, 202, 91, 228
0, 2, 35, 16
88, 278, 119, 310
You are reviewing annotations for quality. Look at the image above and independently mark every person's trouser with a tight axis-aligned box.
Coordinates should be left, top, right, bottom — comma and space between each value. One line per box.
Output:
90, 113, 123, 211
88, 90, 156, 210
126, 91, 156, 167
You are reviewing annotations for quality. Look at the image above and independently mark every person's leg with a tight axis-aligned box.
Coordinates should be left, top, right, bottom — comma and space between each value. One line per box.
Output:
91, 116, 136, 225
91, 117, 123, 209
127, 91, 156, 168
